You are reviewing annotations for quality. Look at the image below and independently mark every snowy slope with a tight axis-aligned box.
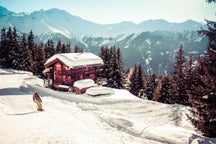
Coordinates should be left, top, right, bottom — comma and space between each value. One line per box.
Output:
0, 69, 215, 144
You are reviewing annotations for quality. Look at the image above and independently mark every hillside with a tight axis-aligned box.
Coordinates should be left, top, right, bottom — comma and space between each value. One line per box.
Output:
0, 68, 216, 143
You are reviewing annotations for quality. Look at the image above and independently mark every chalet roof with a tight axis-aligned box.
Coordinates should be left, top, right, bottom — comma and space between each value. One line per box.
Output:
44, 52, 104, 68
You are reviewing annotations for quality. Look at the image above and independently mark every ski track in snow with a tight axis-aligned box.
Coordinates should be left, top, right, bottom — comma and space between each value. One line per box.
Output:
0, 69, 216, 144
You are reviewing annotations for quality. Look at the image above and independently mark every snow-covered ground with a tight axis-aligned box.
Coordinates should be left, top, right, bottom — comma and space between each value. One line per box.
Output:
0, 69, 215, 144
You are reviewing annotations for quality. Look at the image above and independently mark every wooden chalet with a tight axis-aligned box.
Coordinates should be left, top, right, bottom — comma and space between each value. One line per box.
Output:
43, 52, 103, 90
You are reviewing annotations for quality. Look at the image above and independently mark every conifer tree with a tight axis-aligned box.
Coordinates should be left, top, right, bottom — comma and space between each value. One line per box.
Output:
129, 64, 138, 96
74, 45, 83, 53
129, 63, 144, 97
28, 30, 35, 61
5, 27, 13, 68
188, 18, 216, 137
45, 40, 55, 59
113, 48, 125, 89
56, 40, 62, 54
34, 43, 45, 76
66, 43, 71, 53
0, 27, 7, 67
99, 46, 125, 89
12, 27, 20, 69
153, 75, 173, 104
19, 34, 33, 71
61, 43, 66, 53
171, 44, 189, 105
145, 73, 158, 100
98, 46, 111, 78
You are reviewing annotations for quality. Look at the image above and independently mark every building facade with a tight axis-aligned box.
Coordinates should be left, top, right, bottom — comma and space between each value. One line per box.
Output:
43, 52, 103, 89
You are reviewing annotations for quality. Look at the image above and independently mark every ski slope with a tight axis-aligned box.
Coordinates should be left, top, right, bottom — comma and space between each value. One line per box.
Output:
0, 69, 215, 144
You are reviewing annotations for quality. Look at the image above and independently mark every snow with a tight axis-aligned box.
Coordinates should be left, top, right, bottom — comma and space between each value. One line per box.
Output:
86, 86, 114, 96
44, 52, 104, 68
0, 68, 216, 144
74, 79, 95, 89
46, 24, 72, 38
146, 39, 151, 45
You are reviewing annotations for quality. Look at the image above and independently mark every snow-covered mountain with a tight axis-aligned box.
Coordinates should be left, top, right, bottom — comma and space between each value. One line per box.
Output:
1, 68, 216, 143
0, 6, 205, 37
83, 31, 207, 73
0, 6, 208, 74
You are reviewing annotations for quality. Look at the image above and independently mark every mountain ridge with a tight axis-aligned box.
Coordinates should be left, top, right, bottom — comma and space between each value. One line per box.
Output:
0, 6, 206, 37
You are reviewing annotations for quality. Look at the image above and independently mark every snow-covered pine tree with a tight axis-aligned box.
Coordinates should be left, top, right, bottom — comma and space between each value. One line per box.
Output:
171, 44, 189, 105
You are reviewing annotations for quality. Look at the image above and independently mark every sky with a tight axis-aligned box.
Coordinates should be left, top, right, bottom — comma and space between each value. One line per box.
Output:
0, 0, 215, 24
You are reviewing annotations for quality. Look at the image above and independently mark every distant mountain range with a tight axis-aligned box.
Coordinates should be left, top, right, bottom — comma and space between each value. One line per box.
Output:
0, 6, 208, 74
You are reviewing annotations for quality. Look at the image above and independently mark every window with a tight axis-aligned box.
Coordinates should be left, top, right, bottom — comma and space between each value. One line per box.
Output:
90, 74, 95, 80
55, 63, 62, 71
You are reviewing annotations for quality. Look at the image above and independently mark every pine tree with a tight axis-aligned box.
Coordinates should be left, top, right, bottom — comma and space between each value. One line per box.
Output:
19, 34, 33, 71
129, 64, 138, 95
188, 18, 216, 137
98, 46, 111, 78
113, 48, 125, 89
66, 43, 71, 53
145, 73, 158, 100
34, 43, 45, 76
28, 30, 35, 61
171, 44, 189, 105
130, 64, 144, 97
0, 27, 7, 67
99, 46, 125, 89
4, 27, 13, 68
12, 27, 20, 69
56, 40, 62, 54
45, 40, 55, 59
61, 43, 66, 53
184, 55, 194, 103
153, 75, 173, 104
129, 63, 144, 97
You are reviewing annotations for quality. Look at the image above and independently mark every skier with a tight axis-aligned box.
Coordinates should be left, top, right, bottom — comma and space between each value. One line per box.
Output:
33, 91, 43, 111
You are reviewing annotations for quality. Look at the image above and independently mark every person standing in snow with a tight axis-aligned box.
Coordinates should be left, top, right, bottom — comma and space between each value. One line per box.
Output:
33, 91, 43, 111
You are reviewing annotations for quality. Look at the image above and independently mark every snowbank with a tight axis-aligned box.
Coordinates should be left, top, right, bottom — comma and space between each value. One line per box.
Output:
74, 79, 95, 89
0, 68, 216, 144
86, 86, 114, 96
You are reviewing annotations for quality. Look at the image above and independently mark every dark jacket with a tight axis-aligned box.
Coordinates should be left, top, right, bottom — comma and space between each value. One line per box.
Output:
33, 92, 42, 103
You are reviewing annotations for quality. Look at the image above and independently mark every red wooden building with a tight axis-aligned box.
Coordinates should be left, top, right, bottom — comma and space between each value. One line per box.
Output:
43, 52, 103, 90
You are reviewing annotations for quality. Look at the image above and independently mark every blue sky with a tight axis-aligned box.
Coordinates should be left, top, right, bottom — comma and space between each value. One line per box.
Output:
0, 0, 215, 24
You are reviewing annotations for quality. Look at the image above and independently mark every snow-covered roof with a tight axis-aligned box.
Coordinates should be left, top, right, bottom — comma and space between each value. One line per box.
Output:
86, 86, 114, 96
44, 52, 103, 68
73, 79, 95, 89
